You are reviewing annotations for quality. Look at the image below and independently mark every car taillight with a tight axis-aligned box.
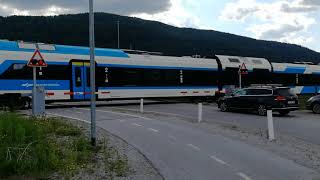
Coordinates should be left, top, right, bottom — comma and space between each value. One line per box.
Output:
275, 96, 286, 101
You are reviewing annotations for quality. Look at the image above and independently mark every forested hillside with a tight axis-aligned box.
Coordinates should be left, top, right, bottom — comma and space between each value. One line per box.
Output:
0, 13, 319, 63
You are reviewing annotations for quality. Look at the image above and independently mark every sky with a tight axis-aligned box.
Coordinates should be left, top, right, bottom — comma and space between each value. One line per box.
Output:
0, 0, 319, 52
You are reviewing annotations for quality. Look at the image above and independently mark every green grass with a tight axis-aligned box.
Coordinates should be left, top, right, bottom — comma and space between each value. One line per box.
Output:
0, 113, 129, 179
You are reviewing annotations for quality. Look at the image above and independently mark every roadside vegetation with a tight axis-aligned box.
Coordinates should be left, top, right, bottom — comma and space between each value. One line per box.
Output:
0, 112, 129, 179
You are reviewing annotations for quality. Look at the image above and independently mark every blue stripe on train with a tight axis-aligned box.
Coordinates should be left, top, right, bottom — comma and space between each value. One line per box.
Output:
0, 80, 69, 91
274, 66, 306, 74
0, 41, 129, 58
301, 86, 320, 94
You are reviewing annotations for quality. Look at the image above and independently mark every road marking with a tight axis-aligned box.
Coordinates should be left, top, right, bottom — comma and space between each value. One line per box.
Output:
75, 111, 84, 114
168, 135, 177, 141
78, 108, 153, 121
47, 113, 90, 124
187, 144, 201, 151
119, 120, 126, 123
147, 128, 159, 133
237, 172, 253, 180
209, 155, 229, 166
132, 123, 143, 127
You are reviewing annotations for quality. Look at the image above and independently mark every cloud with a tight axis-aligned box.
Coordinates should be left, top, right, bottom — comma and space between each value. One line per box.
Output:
299, 0, 320, 6
220, 0, 318, 49
133, 0, 203, 29
219, 0, 259, 21
0, 0, 171, 16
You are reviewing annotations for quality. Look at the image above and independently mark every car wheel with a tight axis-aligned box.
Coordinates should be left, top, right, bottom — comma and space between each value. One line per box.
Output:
312, 103, 320, 114
257, 105, 267, 116
279, 110, 290, 116
220, 102, 228, 112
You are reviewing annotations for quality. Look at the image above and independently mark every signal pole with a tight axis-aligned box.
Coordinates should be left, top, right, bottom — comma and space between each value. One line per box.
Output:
89, 0, 96, 146
32, 67, 36, 115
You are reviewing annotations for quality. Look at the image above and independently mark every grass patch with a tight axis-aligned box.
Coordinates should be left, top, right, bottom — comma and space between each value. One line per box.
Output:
0, 113, 129, 179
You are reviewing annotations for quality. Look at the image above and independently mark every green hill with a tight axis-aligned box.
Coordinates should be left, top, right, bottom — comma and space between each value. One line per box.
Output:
0, 13, 319, 63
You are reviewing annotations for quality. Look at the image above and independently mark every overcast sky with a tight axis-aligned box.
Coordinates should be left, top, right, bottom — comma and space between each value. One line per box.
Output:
0, 0, 319, 52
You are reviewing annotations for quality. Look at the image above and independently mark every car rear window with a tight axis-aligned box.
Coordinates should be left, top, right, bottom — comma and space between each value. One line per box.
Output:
274, 88, 295, 96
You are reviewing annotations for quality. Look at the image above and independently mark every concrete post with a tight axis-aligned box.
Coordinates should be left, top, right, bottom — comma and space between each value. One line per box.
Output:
267, 109, 275, 141
198, 103, 203, 123
140, 98, 144, 113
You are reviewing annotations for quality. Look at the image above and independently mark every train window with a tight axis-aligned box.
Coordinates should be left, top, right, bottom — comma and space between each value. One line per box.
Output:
75, 67, 82, 87
229, 58, 240, 63
182, 70, 218, 86
252, 60, 262, 64
13, 64, 25, 70
108, 68, 143, 87
271, 73, 296, 86
86, 67, 90, 87
37, 65, 70, 80
0, 64, 32, 79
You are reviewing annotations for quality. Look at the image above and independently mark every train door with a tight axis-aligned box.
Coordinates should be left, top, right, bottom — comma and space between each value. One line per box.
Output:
71, 62, 91, 100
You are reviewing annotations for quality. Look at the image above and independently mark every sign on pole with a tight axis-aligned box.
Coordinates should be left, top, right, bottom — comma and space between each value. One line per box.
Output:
238, 63, 248, 89
27, 49, 48, 67
28, 49, 47, 116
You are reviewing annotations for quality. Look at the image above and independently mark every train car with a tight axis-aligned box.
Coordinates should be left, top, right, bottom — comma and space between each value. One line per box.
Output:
0, 40, 219, 107
215, 55, 272, 89
271, 62, 320, 94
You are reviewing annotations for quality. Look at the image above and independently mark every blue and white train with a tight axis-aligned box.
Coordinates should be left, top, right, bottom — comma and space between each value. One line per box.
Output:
0, 40, 319, 107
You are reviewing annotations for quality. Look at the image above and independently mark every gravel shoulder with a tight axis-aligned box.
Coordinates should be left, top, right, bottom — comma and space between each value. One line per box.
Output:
108, 107, 320, 177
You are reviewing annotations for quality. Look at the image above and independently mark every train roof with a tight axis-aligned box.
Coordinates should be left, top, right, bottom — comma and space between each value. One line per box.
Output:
0, 40, 129, 58
0, 40, 218, 70
216, 55, 272, 71
272, 62, 320, 74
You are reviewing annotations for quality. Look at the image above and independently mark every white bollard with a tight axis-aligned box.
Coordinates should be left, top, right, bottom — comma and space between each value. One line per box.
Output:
140, 98, 144, 113
267, 110, 275, 141
198, 103, 203, 123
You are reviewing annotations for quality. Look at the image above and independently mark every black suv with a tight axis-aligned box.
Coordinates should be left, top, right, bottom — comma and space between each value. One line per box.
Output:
218, 87, 299, 116
306, 95, 320, 114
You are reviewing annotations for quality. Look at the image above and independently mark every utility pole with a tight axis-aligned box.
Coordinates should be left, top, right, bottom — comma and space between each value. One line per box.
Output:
89, 0, 96, 146
117, 20, 120, 49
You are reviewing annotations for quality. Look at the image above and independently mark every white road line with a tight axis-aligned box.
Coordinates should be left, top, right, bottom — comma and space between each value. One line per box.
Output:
119, 120, 126, 123
75, 111, 84, 114
47, 113, 90, 124
209, 155, 229, 166
237, 172, 253, 180
78, 108, 153, 121
132, 123, 143, 127
113, 107, 185, 117
168, 135, 177, 141
187, 144, 201, 151
147, 128, 159, 133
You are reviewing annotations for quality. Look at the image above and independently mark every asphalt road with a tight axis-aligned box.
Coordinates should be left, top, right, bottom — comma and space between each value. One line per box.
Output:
110, 102, 320, 145
46, 106, 317, 180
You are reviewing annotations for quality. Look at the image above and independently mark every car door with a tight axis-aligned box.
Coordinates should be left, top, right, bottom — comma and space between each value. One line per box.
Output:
228, 89, 244, 109
237, 89, 254, 110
